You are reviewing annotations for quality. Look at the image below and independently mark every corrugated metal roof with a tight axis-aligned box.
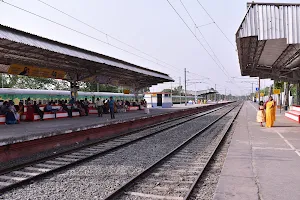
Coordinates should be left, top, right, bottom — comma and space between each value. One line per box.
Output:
0, 24, 173, 81
237, 2, 300, 44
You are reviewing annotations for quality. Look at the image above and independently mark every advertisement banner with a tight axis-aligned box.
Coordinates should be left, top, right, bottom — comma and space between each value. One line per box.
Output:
7, 64, 66, 79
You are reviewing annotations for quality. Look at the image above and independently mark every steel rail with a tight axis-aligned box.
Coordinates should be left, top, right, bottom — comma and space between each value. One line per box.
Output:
0, 104, 230, 194
0, 104, 228, 175
183, 102, 243, 199
104, 103, 241, 200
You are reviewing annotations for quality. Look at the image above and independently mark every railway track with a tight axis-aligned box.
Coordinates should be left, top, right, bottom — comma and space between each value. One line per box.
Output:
104, 102, 243, 200
0, 103, 232, 194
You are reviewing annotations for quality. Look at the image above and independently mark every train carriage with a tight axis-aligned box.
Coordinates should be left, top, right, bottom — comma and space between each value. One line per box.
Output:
0, 88, 142, 105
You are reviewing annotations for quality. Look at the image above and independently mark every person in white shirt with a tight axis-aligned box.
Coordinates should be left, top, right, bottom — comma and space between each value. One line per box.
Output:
96, 98, 104, 117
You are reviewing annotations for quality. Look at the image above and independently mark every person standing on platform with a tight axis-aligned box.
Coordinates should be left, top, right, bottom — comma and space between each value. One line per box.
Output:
83, 98, 89, 116
96, 98, 103, 117
265, 96, 275, 128
108, 96, 115, 119
256, 101, 265, 127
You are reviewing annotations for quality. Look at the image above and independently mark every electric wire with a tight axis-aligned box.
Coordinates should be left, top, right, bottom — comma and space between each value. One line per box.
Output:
1, 0, 181, 75
195, 0, 236, 50
36, 0, 182, 72
180, 0, 230, 75
166, 0, 235, 85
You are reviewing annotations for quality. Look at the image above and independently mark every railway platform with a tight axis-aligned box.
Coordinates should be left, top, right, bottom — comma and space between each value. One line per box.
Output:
214, 101, 300, 200
0, 103, 229, 163
0, 104, 218, 145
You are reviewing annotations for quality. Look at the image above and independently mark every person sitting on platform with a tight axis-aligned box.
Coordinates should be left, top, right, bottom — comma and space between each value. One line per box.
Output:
17, 102, 24, 118
5, 102, 18, 124
0, 101, 8, 115
44, 102, 58, 119
62, 101, 72, 118
33, 101, 44, 121
76, 101, 85, 116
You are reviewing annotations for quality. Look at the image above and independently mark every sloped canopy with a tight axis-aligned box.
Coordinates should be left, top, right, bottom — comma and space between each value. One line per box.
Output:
236, 2, 300, 83
0, 24, 173, 89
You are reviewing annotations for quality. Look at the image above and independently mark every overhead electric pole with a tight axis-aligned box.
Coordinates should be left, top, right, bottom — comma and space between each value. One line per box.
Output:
184, 68, 187, 106
179, 77, 182, 105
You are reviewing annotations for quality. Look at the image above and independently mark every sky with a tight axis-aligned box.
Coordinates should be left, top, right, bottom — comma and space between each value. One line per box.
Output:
1, 0, 294, 95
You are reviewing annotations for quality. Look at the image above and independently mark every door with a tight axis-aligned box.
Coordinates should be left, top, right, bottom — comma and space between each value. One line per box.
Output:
157, 94, 162, 106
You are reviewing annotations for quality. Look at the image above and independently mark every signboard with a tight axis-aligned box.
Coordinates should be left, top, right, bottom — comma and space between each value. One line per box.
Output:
256, 87, 259, 91
260, 92, 264, 97
273, 89, 280, 94
123, 89, 130, 94
7, 64, 66, 79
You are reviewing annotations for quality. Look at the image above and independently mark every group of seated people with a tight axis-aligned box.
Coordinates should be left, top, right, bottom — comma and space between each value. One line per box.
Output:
0, 100, 23, 124
0, 97, 148, 125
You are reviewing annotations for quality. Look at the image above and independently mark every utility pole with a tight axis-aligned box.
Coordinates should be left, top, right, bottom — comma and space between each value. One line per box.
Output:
184, 68, 187, 106
170, 82, 173, 102
194, 83, 197, 103
179, 77, 182, 105
215, 84, 217, 102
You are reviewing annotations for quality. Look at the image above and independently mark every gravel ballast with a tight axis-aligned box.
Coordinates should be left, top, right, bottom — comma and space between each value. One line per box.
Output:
0, 105, 235, 200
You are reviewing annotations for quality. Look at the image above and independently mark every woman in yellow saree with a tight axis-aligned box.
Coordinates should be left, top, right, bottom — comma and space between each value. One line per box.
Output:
265, 96, 275, 128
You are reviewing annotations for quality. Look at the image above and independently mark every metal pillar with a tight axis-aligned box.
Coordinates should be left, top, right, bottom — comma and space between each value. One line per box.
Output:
170, 82, 173, 103
284, 82, 290, 110
1, 73, 3, 88
215, 84, 217, 102
179, 77, 182, 105
184, 68, 187, 106
70, 81, 78, 102
296, 82, 300, 105
194, 83, 197, 103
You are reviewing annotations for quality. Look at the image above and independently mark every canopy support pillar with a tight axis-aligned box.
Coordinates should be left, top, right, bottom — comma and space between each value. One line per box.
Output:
70, 81, 79, 102
296, 82, 300, 105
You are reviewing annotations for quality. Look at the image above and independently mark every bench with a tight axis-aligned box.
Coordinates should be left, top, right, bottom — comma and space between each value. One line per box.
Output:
127, 106, 145, 111
21, 111, 80, 121
0, 115, 5, 124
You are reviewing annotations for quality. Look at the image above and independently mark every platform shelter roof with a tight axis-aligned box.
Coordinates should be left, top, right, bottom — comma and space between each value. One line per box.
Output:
186, 88, 217, 96
236, 2, 300, 83
0, 24, 173, 89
